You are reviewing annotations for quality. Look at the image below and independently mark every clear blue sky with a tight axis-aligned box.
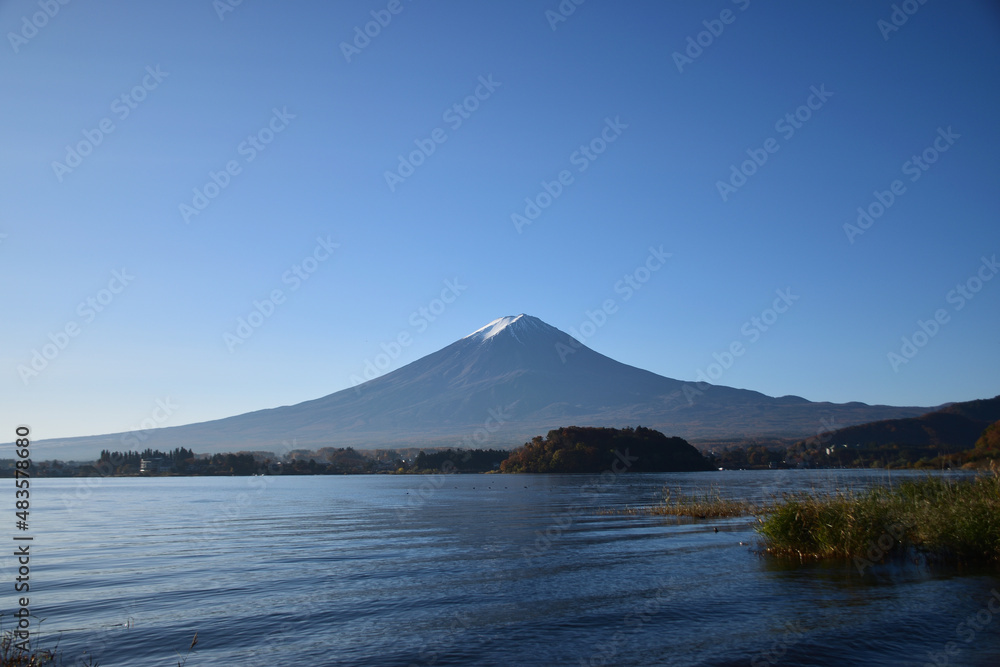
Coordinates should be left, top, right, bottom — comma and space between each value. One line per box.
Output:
2, 0, 998, 440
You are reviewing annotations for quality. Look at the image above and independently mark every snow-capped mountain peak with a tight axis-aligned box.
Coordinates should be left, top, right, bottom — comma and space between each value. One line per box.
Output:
462, 314, 553, 344
464, 314, 527, 342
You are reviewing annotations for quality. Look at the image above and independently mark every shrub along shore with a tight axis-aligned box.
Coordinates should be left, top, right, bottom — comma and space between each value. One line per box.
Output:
624, 471, 1000, 566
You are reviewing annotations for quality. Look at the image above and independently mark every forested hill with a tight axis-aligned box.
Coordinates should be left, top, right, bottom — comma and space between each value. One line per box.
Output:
799, 396, 1000, 450
500, 426, 713, 473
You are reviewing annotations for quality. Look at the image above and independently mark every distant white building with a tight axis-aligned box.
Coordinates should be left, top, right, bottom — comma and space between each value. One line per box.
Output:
139, 458, 166, 474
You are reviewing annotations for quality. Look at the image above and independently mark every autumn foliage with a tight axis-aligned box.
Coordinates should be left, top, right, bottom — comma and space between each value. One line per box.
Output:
499, 426, 712, 473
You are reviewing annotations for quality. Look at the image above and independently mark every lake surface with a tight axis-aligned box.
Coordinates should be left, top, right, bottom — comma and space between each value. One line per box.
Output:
11, 470, 1000, 666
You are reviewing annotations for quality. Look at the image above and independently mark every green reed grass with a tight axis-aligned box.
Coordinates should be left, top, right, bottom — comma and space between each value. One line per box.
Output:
755, 473, 1000, 563
617, 472, 1000, 565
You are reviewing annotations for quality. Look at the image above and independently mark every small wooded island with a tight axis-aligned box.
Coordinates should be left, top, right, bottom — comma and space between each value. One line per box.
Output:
500, 426, 713, 473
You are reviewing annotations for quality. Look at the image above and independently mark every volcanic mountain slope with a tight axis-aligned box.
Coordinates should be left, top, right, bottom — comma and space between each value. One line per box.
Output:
33, 314, 937, 459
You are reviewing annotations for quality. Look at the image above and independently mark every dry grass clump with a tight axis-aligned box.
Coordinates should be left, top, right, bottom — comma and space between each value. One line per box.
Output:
1, 626, 196, 667
1, 633, 58, 667
609, 486, 766, 519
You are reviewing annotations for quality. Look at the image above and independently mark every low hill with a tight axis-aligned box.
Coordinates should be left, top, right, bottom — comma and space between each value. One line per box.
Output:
500, 426, 713, 473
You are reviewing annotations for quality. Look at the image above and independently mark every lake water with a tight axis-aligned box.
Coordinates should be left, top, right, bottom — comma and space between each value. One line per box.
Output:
11, 470, 1000, 666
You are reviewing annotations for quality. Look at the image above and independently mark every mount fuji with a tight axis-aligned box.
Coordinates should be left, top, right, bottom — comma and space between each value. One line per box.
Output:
32, 314, 935, 459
